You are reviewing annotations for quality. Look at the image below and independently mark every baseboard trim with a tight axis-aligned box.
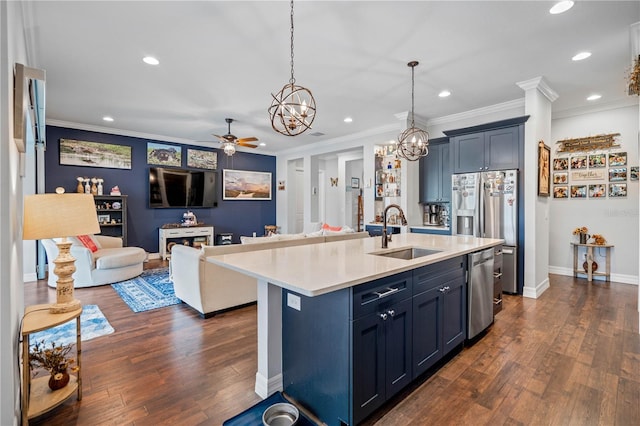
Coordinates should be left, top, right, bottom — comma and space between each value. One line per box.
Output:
147, 252, 161, 260
548, 266, 638, 286
23, 272, 38, 283
523, 276, 550, 299
255, 372, 283, 399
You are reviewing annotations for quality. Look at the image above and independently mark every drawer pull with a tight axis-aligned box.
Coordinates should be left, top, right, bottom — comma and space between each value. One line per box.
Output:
379, 313, 388, 321
493, 298, 502, 305
373, 287, 399, 299
387, 309, 395, 317
493, 272, 503, 279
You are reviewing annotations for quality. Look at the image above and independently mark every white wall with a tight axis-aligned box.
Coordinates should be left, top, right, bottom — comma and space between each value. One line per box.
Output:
549, 104, 639, 284
1, 2, 28, 424
322, 158, 340, 226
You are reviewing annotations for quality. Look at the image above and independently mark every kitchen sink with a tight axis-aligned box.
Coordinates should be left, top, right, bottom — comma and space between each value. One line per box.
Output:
371, 247, 442, 260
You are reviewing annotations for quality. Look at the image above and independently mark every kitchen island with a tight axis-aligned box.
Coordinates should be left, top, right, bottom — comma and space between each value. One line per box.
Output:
208, 233, 502, 425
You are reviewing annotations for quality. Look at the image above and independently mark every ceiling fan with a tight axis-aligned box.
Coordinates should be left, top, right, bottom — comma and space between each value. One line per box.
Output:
209, 118, 258, 156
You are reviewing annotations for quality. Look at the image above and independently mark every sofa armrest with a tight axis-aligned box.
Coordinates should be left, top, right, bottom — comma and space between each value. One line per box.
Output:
94, 235, 124, 249
170, 245, 206, 314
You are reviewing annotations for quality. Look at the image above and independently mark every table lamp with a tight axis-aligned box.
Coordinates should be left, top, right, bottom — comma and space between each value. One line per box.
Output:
23, 192, 100, 314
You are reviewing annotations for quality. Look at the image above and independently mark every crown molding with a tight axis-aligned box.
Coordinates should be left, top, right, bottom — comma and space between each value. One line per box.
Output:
551, 97, 639, 120
426, 98, 525, 127
516, 76, 559, 102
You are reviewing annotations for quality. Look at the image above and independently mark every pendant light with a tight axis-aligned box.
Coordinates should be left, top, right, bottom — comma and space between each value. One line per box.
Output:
268, 0, 316, 136
223, 142, 236, 157
397, 61, 429, 161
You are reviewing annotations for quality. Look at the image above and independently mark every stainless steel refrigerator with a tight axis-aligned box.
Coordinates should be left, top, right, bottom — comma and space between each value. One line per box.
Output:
452, 170, 518, 293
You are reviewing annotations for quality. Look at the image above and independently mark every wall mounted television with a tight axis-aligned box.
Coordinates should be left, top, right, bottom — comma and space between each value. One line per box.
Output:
149, 167, 217, 208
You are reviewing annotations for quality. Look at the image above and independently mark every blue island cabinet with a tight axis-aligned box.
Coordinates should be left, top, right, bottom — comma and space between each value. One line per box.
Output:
282, 257, 467, 425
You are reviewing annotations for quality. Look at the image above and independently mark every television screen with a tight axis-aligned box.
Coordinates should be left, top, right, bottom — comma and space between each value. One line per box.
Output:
149, 167, 217, 208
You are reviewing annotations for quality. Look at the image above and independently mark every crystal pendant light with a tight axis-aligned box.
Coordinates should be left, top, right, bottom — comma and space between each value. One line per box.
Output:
268, 0, 316, 136
397, 61, 429, 161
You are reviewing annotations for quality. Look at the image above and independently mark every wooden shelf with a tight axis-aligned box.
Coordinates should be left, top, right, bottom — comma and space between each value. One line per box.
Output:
28, 375, 78, 419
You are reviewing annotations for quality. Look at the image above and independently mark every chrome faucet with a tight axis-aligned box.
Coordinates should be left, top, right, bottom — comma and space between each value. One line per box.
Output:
382, 204, 408, 248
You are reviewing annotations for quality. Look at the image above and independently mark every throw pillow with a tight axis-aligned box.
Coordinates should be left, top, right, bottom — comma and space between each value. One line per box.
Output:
76, 235, 99, 252
322, 223, 342, 232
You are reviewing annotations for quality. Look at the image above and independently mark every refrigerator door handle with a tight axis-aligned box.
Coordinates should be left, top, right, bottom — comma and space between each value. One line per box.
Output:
479, 177, 485, 237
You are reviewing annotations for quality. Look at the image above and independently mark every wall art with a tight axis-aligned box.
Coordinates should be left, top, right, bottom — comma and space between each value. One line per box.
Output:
556, 133, 620, 153
553, 172, 568, 184
588, 154, 606, 168
538, 142, 550, 197
608, 167, 627, 182
570, 185, 587, 198
223, 169, 272, 200
278, 180, 286, 191
59, 139, 132, 169
553, 158, 568, 171
187, 148, 217, 170
147, 142, 182, 167
570, 156, 587, 169
630, 166, 638, 181
608, 152, 627, 166
588, 184, 606, 198
553, 186, 568, 199
570, 170, 605, 181
351, 177, 360, 189
609, 183, 627, 197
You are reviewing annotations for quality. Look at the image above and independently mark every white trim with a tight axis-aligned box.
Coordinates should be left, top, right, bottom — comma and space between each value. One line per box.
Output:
522, 277, 550, 299
549, 266, 639, 286
23, 273, 37, 283
516, 76, 559, 102
254, 372, 283, 400
552, 97, 639, 120
426, 98, 525, 127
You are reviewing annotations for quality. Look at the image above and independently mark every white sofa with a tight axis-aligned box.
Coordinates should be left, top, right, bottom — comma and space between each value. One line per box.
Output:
42, 235, 147, 288
170, 231, 370, 317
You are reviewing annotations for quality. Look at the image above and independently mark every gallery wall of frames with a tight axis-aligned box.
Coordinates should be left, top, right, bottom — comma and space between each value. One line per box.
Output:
552, 151, 637, 199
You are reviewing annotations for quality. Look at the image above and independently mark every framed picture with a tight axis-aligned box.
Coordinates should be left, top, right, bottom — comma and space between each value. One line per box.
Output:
608, 152, 627, 166
147, 142, 182, 167
588, 154, 606, 168
570, 155, 587, 169
553, 158, 568, 171
553, 172, 568, 184
278, 180, 286, 191
187, 149, 217, 170
223, 169, 272, 200
570, 185, 587, 198
608, 167, 627, 182
553, 186, 568, 199
630, 166, 639, 181
59, 139, 132, 169
97, 214, 110, 223
609, 183, 627, 197
538, 142, 550, 197
588, 184, 606, 198
351, 177, 360, 189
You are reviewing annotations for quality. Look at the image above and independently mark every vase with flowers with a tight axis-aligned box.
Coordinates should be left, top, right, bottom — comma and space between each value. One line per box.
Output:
572, 226, 589, 244
29, 339, 78, 391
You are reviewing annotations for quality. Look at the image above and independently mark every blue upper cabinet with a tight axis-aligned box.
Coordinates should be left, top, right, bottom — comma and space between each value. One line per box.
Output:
419, 137, 451, 203
445, 116, 529, 174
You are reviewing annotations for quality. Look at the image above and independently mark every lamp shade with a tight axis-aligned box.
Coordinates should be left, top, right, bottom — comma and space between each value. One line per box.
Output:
23, 193, 100, 240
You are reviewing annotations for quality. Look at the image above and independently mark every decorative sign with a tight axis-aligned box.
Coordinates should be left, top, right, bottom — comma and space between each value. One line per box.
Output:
570, 170, 605, 181
556, 133, 620, 153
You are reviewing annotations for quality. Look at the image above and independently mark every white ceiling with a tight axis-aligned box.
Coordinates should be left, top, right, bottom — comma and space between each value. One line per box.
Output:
24, 1, 639, 155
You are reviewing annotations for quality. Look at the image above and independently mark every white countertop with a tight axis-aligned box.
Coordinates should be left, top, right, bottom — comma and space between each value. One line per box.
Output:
409, 224, 450, 231
207, 234, 503, 297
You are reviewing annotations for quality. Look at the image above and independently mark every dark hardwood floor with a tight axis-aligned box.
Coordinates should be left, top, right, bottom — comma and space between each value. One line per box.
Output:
24, 262, 640, 425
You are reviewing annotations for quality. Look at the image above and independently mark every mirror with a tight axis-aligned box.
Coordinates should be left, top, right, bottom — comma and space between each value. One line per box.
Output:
14, 63, 46, 153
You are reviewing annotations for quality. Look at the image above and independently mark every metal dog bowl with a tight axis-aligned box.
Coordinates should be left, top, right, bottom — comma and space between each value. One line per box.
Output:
262, 402, 299, 426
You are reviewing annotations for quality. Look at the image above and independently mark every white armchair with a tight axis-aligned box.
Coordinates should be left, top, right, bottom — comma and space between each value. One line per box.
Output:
41, 235, 147, 288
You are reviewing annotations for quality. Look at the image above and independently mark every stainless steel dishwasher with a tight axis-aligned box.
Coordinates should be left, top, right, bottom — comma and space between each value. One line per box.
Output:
467, 248, 495, 339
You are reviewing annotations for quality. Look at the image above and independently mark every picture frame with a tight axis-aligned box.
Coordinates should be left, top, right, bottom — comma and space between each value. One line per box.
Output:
553, 172, 568, 184
97, 214, 110, 224
223, 169, 272, 200
588, 154, 606, 168
588, 184, 606, 198
538, 142, 550, 197
59, 139, 132, 169
570, 185, 587, 198
630, 166, 639, 181
351, 177, 360, 189
147, 142, 182, 167
187, 148, 217, 170
278, 180, 286, 191
608, 152, 627, 166
609, 183, 627, 197
553, 158, 568, 171
570, 155, 587, 169
608, 167, 627, 182
553, 186, 568, 199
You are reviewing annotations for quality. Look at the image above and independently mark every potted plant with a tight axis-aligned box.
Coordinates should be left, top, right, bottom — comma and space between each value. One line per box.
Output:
572, 226, 589, 244
29, 339, 78, 391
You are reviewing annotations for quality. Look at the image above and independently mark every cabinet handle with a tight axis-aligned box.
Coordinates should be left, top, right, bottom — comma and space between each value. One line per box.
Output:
444, 286, 450, 291
379, 313, 388, 321
493, 272, 503, 278
493, 298, 502, 305
373, 287, 399, 299
387, 309, 395, 317
439, 287, 446, 293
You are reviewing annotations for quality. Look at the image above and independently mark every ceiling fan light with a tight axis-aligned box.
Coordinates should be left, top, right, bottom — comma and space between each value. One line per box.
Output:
223, 143, 236, 156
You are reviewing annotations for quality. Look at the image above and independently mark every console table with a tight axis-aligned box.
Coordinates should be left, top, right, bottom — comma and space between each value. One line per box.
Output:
571, 242, 614, 282
159, 224, 214, 260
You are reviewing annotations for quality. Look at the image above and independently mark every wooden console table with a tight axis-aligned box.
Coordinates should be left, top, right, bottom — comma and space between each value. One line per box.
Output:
159, 224, 214, 260
571, 242, 614, 282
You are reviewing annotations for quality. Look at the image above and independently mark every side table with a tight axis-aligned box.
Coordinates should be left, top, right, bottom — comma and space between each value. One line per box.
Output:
159, 224, 214, 260
571, 243, 614, 282
21, 304, 82, 424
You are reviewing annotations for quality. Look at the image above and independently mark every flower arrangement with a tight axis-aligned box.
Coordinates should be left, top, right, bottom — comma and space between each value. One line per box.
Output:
572, 226, 588, 235
29, 339, 78, 377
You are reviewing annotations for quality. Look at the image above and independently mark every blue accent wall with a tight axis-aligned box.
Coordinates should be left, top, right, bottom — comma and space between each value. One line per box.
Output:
45, 126, 276, 252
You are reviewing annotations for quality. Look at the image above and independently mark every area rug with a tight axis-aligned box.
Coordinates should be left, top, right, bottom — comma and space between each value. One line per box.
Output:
29, 304, 114, 347
111, 267, 180, 313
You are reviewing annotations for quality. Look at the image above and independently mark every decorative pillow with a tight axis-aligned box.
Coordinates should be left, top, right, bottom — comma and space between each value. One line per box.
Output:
322, 223, 342, 232
76, 235, 99, 252
305, 230, 324, 237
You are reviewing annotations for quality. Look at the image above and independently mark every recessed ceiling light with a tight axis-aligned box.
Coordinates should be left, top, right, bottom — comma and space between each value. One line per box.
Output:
102, 116, 114, 122
143, 56, 159, 65
587, 94, 602, 101
438, 90, 451, 98
572, 52, 591, 61
549, 1, 574, 14
344, 117, 353, 123
259, 142, 266, 147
